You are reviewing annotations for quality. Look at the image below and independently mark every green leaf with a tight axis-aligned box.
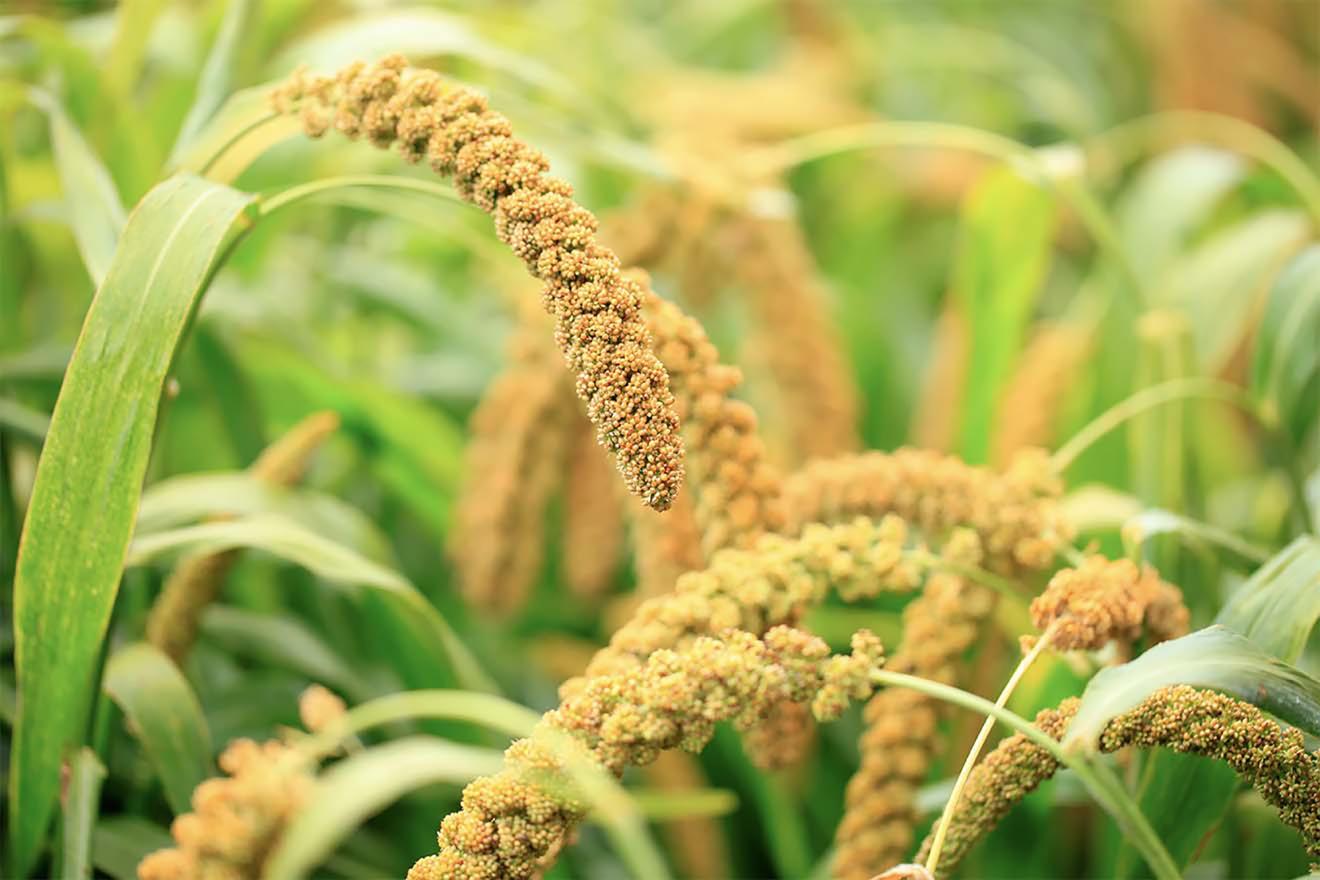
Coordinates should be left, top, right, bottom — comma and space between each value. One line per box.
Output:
199, 605, 373, 702
26, 87, 126, 286
1108, 540, 1320, 878
188, 324, 267, 463
240, 339, 464, 535
168, 0, 255, 164
0, 344, 71, 383
268, 9, 580, 105
171, 83, 301, 183
953, 166, 1056, 463
0, 398, 50, 443
1251, 245, 1320, 450
8, 174, 254, 878
1065, 626, 1320, 753
1116, 146, 1245, 280
103, 643, 214, 815
103, 0, 169, 96
59, 749, 106, 880
1159, 210, 1309, 371
125, 512, 496, 695
298, 688, 542, 752
263, 736, 508, 880
1110, 751, 1239, 879
1217, 537, 1320, 663
136, 472, 392, 563
91, 817, 172, 880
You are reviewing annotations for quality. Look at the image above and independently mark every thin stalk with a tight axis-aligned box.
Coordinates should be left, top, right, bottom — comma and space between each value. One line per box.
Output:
1053, 378, 1254, 472
910, 550, 1032, 603
257, 175, 465, 217
746, 120, 1145, 307
1051, 377, 1313, 533
871, 670, 1180, 880
1085, 111, 1320, 227
924, 624, 1058, 876
195, 111, 281, 176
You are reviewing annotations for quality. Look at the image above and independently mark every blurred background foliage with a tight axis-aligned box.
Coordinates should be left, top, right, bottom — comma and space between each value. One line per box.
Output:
0, 0, 1318, 878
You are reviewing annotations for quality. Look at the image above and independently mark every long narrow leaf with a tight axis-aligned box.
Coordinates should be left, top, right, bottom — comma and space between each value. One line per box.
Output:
1251, 245, 1320, 450
126, 513, 496, 695
1217, 537, 1320, 663
26, 87, 126, 286
103, 643, 214, 815
954, 167, 1056, 463
263, 736, 508, 880
169, 0, 255, 164
1065, 626, 1320, 753
9, 174, 254, 877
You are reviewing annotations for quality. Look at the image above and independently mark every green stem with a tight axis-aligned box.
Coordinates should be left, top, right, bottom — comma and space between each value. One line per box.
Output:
925, 625, 1058, 875
746, 120, 1145, 308
195, 111, 282, 176
1084, 111, 1320, 228
871, 670, 1181, 880
1051, 377, 1313, 534
256, 174, 465, 217
1052, 378, 1254, 472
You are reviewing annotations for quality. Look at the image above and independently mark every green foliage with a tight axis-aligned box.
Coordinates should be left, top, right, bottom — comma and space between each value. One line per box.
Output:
2, 1, 1318, 878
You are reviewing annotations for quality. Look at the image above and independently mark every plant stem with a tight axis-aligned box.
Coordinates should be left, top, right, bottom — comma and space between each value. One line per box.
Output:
256, 174, 465, 217
1084, 110, 1320, 227
1051, 377, 1314, 533
1052, 378, 1253, 472
870, 670, 1180, 880
925, 625, 1057, 876
746, 120, 1145, 308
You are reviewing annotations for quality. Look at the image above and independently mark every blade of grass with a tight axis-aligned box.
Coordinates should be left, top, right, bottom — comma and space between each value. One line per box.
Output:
90, 817, 171, 880
8, 174, 255, 878
264, 736, 508, 880
126, 513, 496, 695
199, 605, 374, 702
168, 0, 255, 165
25, 87, 126, 286
0, 398, 49, 443
102, 643, 214, 815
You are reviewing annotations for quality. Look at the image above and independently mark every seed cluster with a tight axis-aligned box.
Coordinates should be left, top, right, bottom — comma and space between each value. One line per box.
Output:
911, 303, 969, 452
917, 686, 1320, 876
272, 55, 684, 510
448, 321, 575, 614
722, 212, 860, 462
991, 321, 1091, 466
629, 488, 706, 598
297, 684, 347, 735
912, 699, 1079, 876
563, 516, 920, 696
145, 411, 339, 663
783, 446, 1072, 574
408, 626, 886, 879
834, 529, 996, 879
1028, 556, 1190, 652
1100, 685, 1320, 860
137, 739, 313, 880
561, 413, 627, 601
641, 286, 785, 555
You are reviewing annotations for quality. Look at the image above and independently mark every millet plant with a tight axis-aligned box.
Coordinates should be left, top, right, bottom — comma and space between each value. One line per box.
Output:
1, 2, 1318, 879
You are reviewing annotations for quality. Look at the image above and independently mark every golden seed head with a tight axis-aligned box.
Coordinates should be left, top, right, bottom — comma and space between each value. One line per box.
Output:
415, 626, 884, 878
273, 55, 684, 510
136, 738, 312, 880
1029, 556, 1189, 652
297, 684, 346, 734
